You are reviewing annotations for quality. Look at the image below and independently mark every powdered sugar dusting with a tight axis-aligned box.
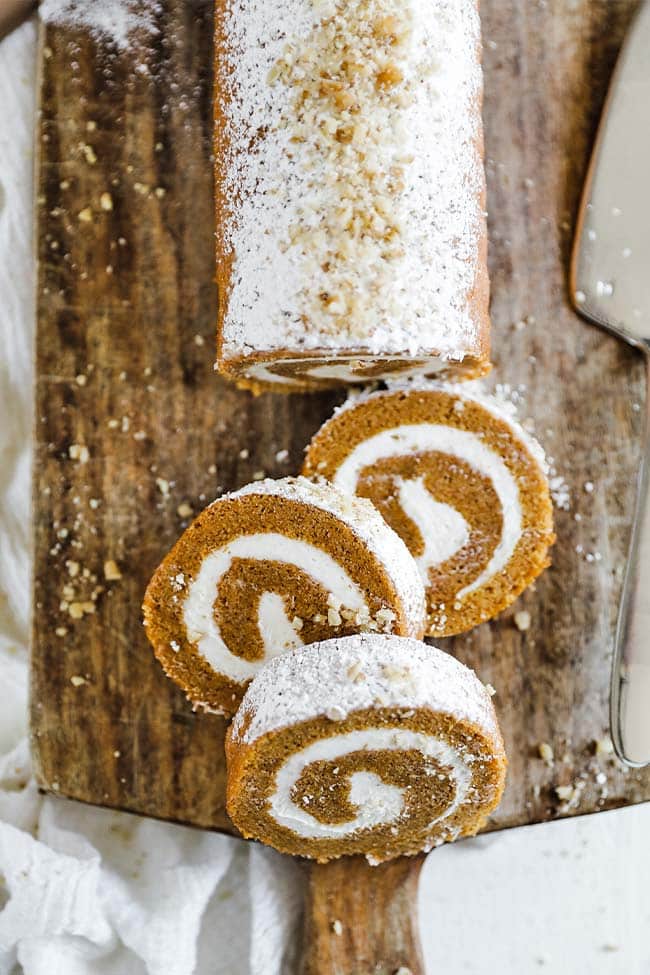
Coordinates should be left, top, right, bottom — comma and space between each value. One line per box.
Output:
336, 379, 550, 472
231, 634, 501, 745
218, 0, 485, 360
222, 477, 426, 635
382, 377, 573, 511
40, 0, 161, 48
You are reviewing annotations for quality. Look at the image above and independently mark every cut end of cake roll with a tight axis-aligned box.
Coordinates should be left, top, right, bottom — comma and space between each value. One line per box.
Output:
303, 384, 556, 636
214, 0, 490, 392
142, 477, 426, 716
226, 634, 507, 863
216, 351, 491, 396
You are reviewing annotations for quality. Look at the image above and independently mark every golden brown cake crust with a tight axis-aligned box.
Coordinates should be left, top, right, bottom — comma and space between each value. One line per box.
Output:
303, 387, 556, 636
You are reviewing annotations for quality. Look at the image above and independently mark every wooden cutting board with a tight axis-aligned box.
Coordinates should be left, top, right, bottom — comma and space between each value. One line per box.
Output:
31, 1, 650, 971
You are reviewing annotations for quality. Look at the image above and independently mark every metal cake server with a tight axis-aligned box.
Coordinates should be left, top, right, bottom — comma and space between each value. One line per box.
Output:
571, 0, 650, 767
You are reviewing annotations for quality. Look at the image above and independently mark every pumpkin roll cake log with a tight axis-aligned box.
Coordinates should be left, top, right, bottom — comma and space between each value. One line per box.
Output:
226, 634, 507, 863
303, 385, 555, 636
143, 477, 426, 715
214, 0, 490, 392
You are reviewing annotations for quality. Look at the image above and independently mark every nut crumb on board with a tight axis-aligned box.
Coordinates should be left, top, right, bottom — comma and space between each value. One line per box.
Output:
538, 742, 554, 766
68, 601, 96, 620
68, 443, 89, 464
595, 736, 614, 757
156, 477, 170, 497
514, 610, 531, 632
104, 559, 122, 582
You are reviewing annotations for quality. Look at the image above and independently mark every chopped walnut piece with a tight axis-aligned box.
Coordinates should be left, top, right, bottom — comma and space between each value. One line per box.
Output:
375, 607, 396, 633
327, 607, 342, 627
156, 478, 170, 498
376, 64, 403, 89
81, 143, 97, 165
346, 660, 363, 681
373, 15, 400, 39
326, 705, 346, 721
68, 443, 90, 464
595, 736, 614, 757
538, 742, 554, 766
68, 601, 96, 620
555, 785, 575, 802
382, 663, 410, 683
104, 559, 122, 581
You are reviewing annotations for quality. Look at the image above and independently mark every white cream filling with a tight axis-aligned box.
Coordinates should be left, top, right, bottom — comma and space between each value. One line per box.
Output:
332, 424, 522, 600
257, 591, 303, 657
396, 477, 470, 572
183, 533, 368, 682
268, 727, 472, 839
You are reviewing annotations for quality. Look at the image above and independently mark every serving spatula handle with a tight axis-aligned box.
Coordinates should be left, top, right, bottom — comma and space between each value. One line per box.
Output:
611, 350, 650, 766
301, 856, 425, 975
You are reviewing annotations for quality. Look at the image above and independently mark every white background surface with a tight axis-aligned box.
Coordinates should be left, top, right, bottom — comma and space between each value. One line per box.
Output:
0, 17, 648, 975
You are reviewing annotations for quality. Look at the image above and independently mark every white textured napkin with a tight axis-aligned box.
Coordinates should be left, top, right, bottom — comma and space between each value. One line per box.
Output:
0, 21, 304, 975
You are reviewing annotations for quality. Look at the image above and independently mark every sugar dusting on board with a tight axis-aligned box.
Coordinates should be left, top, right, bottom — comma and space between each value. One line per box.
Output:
40, 0, 162, 47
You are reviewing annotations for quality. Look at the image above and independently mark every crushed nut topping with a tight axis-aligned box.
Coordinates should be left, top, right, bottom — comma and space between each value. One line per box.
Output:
267, 0, 421, 338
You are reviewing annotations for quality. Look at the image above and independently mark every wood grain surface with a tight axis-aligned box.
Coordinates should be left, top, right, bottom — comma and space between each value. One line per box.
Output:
31, 1, 650, 972
301, 857, 425, 975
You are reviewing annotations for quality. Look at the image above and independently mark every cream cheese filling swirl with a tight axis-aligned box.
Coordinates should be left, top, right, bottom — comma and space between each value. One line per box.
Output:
269, 727, 472, 839
331, 424, 522, 599
183, 533, 369, 682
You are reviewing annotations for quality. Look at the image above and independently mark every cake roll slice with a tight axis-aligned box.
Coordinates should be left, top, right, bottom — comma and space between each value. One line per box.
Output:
143, 477, 425, 715
214, 0, 489, 392
226, 634, 507, 863
303, 385, 555, 636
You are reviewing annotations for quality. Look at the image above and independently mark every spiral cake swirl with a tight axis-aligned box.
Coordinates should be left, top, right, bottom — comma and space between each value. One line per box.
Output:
303, 385, 555, 635
143, 477, 426, 715
226, 634, 507, 863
